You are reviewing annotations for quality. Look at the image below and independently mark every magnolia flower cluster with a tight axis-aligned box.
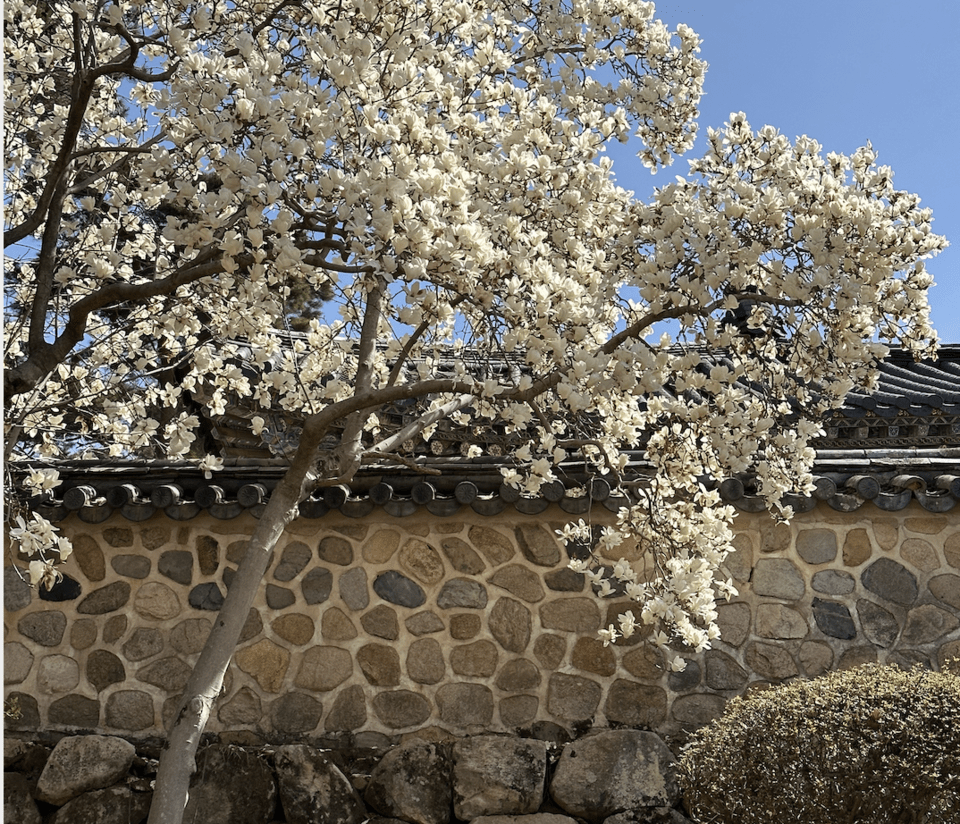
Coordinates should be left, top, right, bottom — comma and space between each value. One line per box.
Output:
4, 0, 947, 661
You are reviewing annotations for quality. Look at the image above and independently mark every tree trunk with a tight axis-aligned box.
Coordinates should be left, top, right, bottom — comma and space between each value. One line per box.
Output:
146, 451, 316, 824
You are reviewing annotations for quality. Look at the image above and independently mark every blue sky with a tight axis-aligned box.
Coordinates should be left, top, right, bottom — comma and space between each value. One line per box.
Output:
606, 0, 959, 344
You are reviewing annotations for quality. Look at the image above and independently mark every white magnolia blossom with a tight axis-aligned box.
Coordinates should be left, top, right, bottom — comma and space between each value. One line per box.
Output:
4, 0, 947, 667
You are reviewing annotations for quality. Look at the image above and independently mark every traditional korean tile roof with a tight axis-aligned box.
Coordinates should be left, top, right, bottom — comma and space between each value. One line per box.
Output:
25, 346, 960, 523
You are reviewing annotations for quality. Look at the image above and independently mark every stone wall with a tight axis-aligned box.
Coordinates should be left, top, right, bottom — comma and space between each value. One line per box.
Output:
5, 501, 960, 740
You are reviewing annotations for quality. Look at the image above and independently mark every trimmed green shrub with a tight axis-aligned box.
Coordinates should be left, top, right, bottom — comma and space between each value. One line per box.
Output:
678, 663, 960, 824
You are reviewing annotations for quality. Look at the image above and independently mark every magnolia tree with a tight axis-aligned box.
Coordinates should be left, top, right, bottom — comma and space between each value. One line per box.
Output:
4, 0, 946, 821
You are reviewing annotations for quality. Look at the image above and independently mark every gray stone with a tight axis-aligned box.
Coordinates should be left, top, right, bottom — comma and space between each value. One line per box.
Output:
170, 618, 212, 654
515, 525, 561, 567
704, 650, 748, 690
358, 643, 402, 686
76, 581, 132, 614
533, 635, 567, 670
604, 808, 692, 824
17, 610, 67, 647
159, 549, 194, 585
104, 690, 155, 731
544, 568, 585, 592
550, 730, 679, 818
49, 694, 100, 727
374, 570, 426, 607
340, 567, 369, 610
862, 558, 919, 606
4, 691, 40, 730
4, 772, 41, 824
547, 673, 601, 721
496, 658, 541, 692
4, 566, 32, 611
111, 554, 151, 578
490, 597, 532, 652
745, 642, 798, 680
102, 614, 126, 643
472, 817, 576, 824
196, 535, 220, 575
37, 654, 79, 694
361, 604, 400, 640
134, 582, 180, 619
218, 686, 262, 725
857, 599, 901, 647
752, 559, 805, 600
49, 786, 151, 824
604, 681, 668, 728
372, 691, 433, 729
453, 735, 547, 819
302, 567, 334, 605
4, 642, 34, 684
812, 598, 857, 639
437, 683, 494, 727
189, 582, 225, 610
901, 538, 940, 572
36, 734, 136, 805
668, 659, 701, 691
539, 598, 602, 632
889, 649, 932, 670
122, 627, 164, 661
406, 610, 445, 635
294, 645, 352, 692
184, 743, 277, 824
622, 645, 665, 680
716, 602, 751, 647
812, 569, 856, 595
671, 693, 728, 727
901, 604, 960, 644
325, 684, 367, 731
469, 525, 516, 566
318, 535, 354, 566
365, 742, 452, 824
240, 608, 263, 642
799, 640, 834, 676
756, 603, 808, 639
86, 650, 125, 692
571, 637, 616, 676
276, 744, 366, 824
795, 528, 837, 565
137, 656, 192, 692
441, 537, 486, 574
929, 573, 960, 610
271, 693, 323, 734
838, 646, 879, 669
265, 583, 296, 609
274, 541, 312, 581
500, 695, 540, 728
437, 578, 488, 609
408, 638, 446, 684
489, 564, 546, 602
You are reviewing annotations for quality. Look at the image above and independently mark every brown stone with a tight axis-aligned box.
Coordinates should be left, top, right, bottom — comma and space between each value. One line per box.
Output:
372, 690, 432, 729
725, 533, 754, 582
406, 610, 445, 635
335, 524, 368, 540
533, 634, 566, 670
407, 638, 446, 684
437, 683, 494, 727
37, 655, 79, 694
451, 640, 499, 677
756, 604, 808, 639
489, 564, 545, 602
399, 538, 446, 584
240, 608, 263, 643
358, 643, 402, 686
122, 627, 164, 662
901, 538, 941, 572
438, 578, 487, 609
799, 641, 834, 676
102, 615, 127, 644
271, 692, 322, 734
5, 642, 34, 685
905, 517, 945, 535
544, 568, 586, 592
571, 637, 616, 676
938, 639, 960, 671
325, 684, 367, 731
70, 618, 97, 650
671, 693, 727, 727
745, 642, 798, 680
141, 525, 171, 551
105, 690, 154, 731
704, 650, 748, 690
515, 525, 561, 567
272, 614, 315, 645
450, 613, 481, 639
469, 526, 516, 566
490, 597, 532, 652
539, 598, 601, 632
196, 535, 220, 575
18, 610, 67, 646
103, 526, 133, 547
752, 559, 805, 600
361, 604, 400, 640
134, 582, 180, 620
236, 639, 290, 692
622, 645, 664, 680
441, 537, 486, 574
902, 604, 960, 644
603, 681, 667, 727
945, 532, 960, 570
72, 534, 105, 581
273, 541, 311, 581
929, 573, 960, 609
842, 529, 873, 567
874, 519, 900, 551
318, 535, 354, 565
495, 658, 541, 692
170, 618, 211, 654
547, 673, 601, 721
77, 581, 131, 614
48, 694, 99, 728
136, 656, 192, 692
294, 645, 352, 691
500, 695, 539, 728
322, 607, 358, 640
339, 567, 369, 610
759, 520, 791, 553
716, 602, 751, 647
218, 686, 261, 725
363, 529, 401, 564
838, 646, 878, 669
858, 599, 900, 647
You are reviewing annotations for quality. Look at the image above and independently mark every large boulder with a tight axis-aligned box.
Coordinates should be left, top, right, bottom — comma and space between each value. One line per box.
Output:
35, 734, 136, 805
549, 730, 679, 821
49, 786, 152, 824
452, 735, 547, 820
275, 743, 366, 824
183, 744, 277, 824
4, 772, 41, 824
364, 741, 452, 824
